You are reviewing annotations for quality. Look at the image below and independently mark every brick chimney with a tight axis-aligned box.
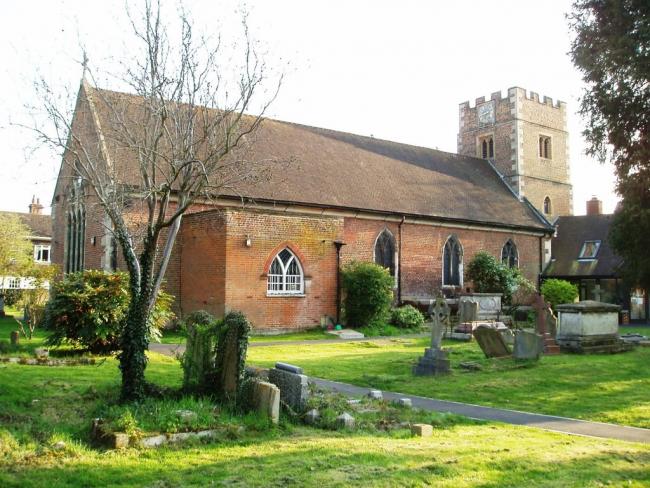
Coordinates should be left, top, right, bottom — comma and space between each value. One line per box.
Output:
586, 196, 602, 216
28, 196, 43, 215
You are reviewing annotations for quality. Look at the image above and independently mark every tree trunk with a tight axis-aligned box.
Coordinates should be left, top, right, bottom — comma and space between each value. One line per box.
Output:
119, 297, 150, 401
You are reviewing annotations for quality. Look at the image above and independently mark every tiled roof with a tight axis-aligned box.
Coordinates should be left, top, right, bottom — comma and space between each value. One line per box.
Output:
0, 211, 52, 239
543, 214, 621, 278
84, 84, 552, 232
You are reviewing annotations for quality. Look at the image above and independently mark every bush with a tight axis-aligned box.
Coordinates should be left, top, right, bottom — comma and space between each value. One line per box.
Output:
341, 261, 393, 328
1, 289, 24, 308
466, 251, 532, 305
180, 310, 221, 394
541, 279, 579, 309
390, 305, 425, 329
44, 270, 174, 353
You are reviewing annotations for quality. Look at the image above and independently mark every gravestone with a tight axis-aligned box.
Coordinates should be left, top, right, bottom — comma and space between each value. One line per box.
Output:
215, 311, 251, 399
458, 300, 479, 324
513, 330, 544, 360
268, 363, 309, 412
534, 294, 561, 355
473, 325, 511, 358
545, 308, 558, 338
413, 296, 451, 375
252, 381, 280, 424
10, 331, 19, 345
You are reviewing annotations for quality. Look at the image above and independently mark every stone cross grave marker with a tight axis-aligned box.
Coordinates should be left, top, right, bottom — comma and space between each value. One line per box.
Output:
413, 295, 451, 375
473, 325, 511, 358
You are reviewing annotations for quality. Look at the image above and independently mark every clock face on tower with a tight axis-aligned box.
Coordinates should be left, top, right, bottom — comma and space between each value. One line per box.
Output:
477, 101, 495, 126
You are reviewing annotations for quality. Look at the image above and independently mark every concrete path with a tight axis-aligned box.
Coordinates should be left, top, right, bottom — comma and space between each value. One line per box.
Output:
149, 340, 650, 444
312, 377, 650, 444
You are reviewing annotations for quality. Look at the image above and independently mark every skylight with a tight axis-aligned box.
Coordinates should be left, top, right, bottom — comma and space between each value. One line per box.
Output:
578, 240, 601, 259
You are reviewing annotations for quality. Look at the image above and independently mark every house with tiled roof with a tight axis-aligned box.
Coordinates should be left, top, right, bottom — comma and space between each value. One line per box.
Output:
0, 197, 52, 291
543, 197, 648, 322
51, 82, 564, 330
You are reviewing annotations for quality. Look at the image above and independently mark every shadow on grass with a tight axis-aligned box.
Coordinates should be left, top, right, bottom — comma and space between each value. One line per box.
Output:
1, 432, 648, 487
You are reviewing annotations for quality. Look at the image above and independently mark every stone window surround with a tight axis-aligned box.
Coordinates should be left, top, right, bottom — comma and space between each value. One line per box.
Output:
539, 134, 553, 160
442, 235, 463, 288
476, 133, 495, 159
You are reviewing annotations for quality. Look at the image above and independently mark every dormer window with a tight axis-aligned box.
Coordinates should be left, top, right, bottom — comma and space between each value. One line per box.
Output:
539, 135, 552, 159
479, 136, 494, 159
578, 240, 601, 260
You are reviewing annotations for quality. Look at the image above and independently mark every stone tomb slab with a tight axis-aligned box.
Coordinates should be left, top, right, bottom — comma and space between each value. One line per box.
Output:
473, 326, 511, 358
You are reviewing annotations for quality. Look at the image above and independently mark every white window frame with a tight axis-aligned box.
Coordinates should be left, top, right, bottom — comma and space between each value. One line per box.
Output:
267, 248, 305, 296
34, 244, 51, 264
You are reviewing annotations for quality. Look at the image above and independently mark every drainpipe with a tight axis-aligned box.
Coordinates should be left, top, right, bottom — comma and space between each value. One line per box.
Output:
538, 236, 543, 290
398, 216, 405, 304
333, 240, 346, 325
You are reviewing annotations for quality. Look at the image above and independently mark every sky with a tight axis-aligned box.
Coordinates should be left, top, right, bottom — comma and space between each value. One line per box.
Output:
0, 0, 619, 216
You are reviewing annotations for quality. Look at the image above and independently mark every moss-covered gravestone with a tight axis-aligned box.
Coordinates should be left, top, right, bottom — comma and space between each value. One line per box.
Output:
215, 311, 251, 400
181, 311, 218, 394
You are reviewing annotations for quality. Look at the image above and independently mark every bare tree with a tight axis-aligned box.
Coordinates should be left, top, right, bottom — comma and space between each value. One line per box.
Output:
29, 0, 281, 401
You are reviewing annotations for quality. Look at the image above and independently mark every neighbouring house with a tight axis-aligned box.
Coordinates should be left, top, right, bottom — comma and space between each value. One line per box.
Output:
0, 197, 52, 291
542, 197, 648, 322
51, 82, 570, 331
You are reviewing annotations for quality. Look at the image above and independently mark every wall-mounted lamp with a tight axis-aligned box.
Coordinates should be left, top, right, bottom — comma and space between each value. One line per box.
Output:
245, 235, 252, 247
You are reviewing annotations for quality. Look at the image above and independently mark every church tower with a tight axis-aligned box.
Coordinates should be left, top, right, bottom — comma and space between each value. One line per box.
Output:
457, 87, 573, 221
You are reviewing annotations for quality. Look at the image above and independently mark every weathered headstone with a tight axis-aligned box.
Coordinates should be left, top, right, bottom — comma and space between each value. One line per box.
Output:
368, 390, 383, 400
336, 412, 355, 429
395, 398, 412, 408
252, 381, 280, 424
10, 331, 19, 345
458, 300, 479, 324
545, 308, 558, 338
513, 330, 544, 360
414, 296, 451, 375
411, 424, 433, 437
304, 408, 320, 425
215, 311, 251, 399
473, 325, 511, 358
268, 366, 309, 412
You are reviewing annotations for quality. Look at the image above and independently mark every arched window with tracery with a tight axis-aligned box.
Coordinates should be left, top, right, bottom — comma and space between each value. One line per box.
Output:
374, 229, 396, 277
443, 236, 463, 287
65, 177, 86, 273
501, 239, 518, 268
267, 248, 304, 295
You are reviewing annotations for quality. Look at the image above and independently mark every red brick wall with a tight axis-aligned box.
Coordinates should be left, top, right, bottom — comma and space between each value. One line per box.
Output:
221, 209, 343, 331
342, 217, 540, 302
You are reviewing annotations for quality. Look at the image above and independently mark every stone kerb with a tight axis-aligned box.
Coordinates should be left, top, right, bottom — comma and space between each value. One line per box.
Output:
268, 362, 309, 412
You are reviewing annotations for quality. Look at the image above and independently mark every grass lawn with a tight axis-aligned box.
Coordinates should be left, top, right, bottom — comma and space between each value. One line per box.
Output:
1, 350, 649, 487
248, 329, 650, 428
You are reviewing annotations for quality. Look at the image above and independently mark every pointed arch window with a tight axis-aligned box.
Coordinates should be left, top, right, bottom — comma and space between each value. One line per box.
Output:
501, 240, 518, 268
543, 196, 552, 215
374, 230, 396, 277
479, 136, 494, 159
443, 236, 463, 287
267, 248, 304, 295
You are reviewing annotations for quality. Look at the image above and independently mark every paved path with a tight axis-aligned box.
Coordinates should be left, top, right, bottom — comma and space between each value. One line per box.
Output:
149, 340, 650, 444
311, 378, 650, 444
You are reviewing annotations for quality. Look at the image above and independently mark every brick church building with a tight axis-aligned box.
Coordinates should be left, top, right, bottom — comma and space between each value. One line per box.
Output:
51, 83, 573, 331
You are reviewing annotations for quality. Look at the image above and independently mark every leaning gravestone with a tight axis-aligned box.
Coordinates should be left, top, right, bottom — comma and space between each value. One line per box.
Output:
268, 362, 310, 412
513, 330, 544, 360
413, 296, 451, 375
251, 381, 280, 424
474, 325, 511, 358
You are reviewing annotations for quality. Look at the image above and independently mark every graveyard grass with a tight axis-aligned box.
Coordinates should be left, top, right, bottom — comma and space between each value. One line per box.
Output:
247, 327, 650, 429
1, 350, 649, 487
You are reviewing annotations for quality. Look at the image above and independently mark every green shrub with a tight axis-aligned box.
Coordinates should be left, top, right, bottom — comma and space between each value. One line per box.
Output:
341, 261, 393, 328
1, 289, 24, 307
541, 279, 579, 309
390, 305, 425, 329
466, 251, 531, 305
44, 270, 174, 353
180, 311, 221, 394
